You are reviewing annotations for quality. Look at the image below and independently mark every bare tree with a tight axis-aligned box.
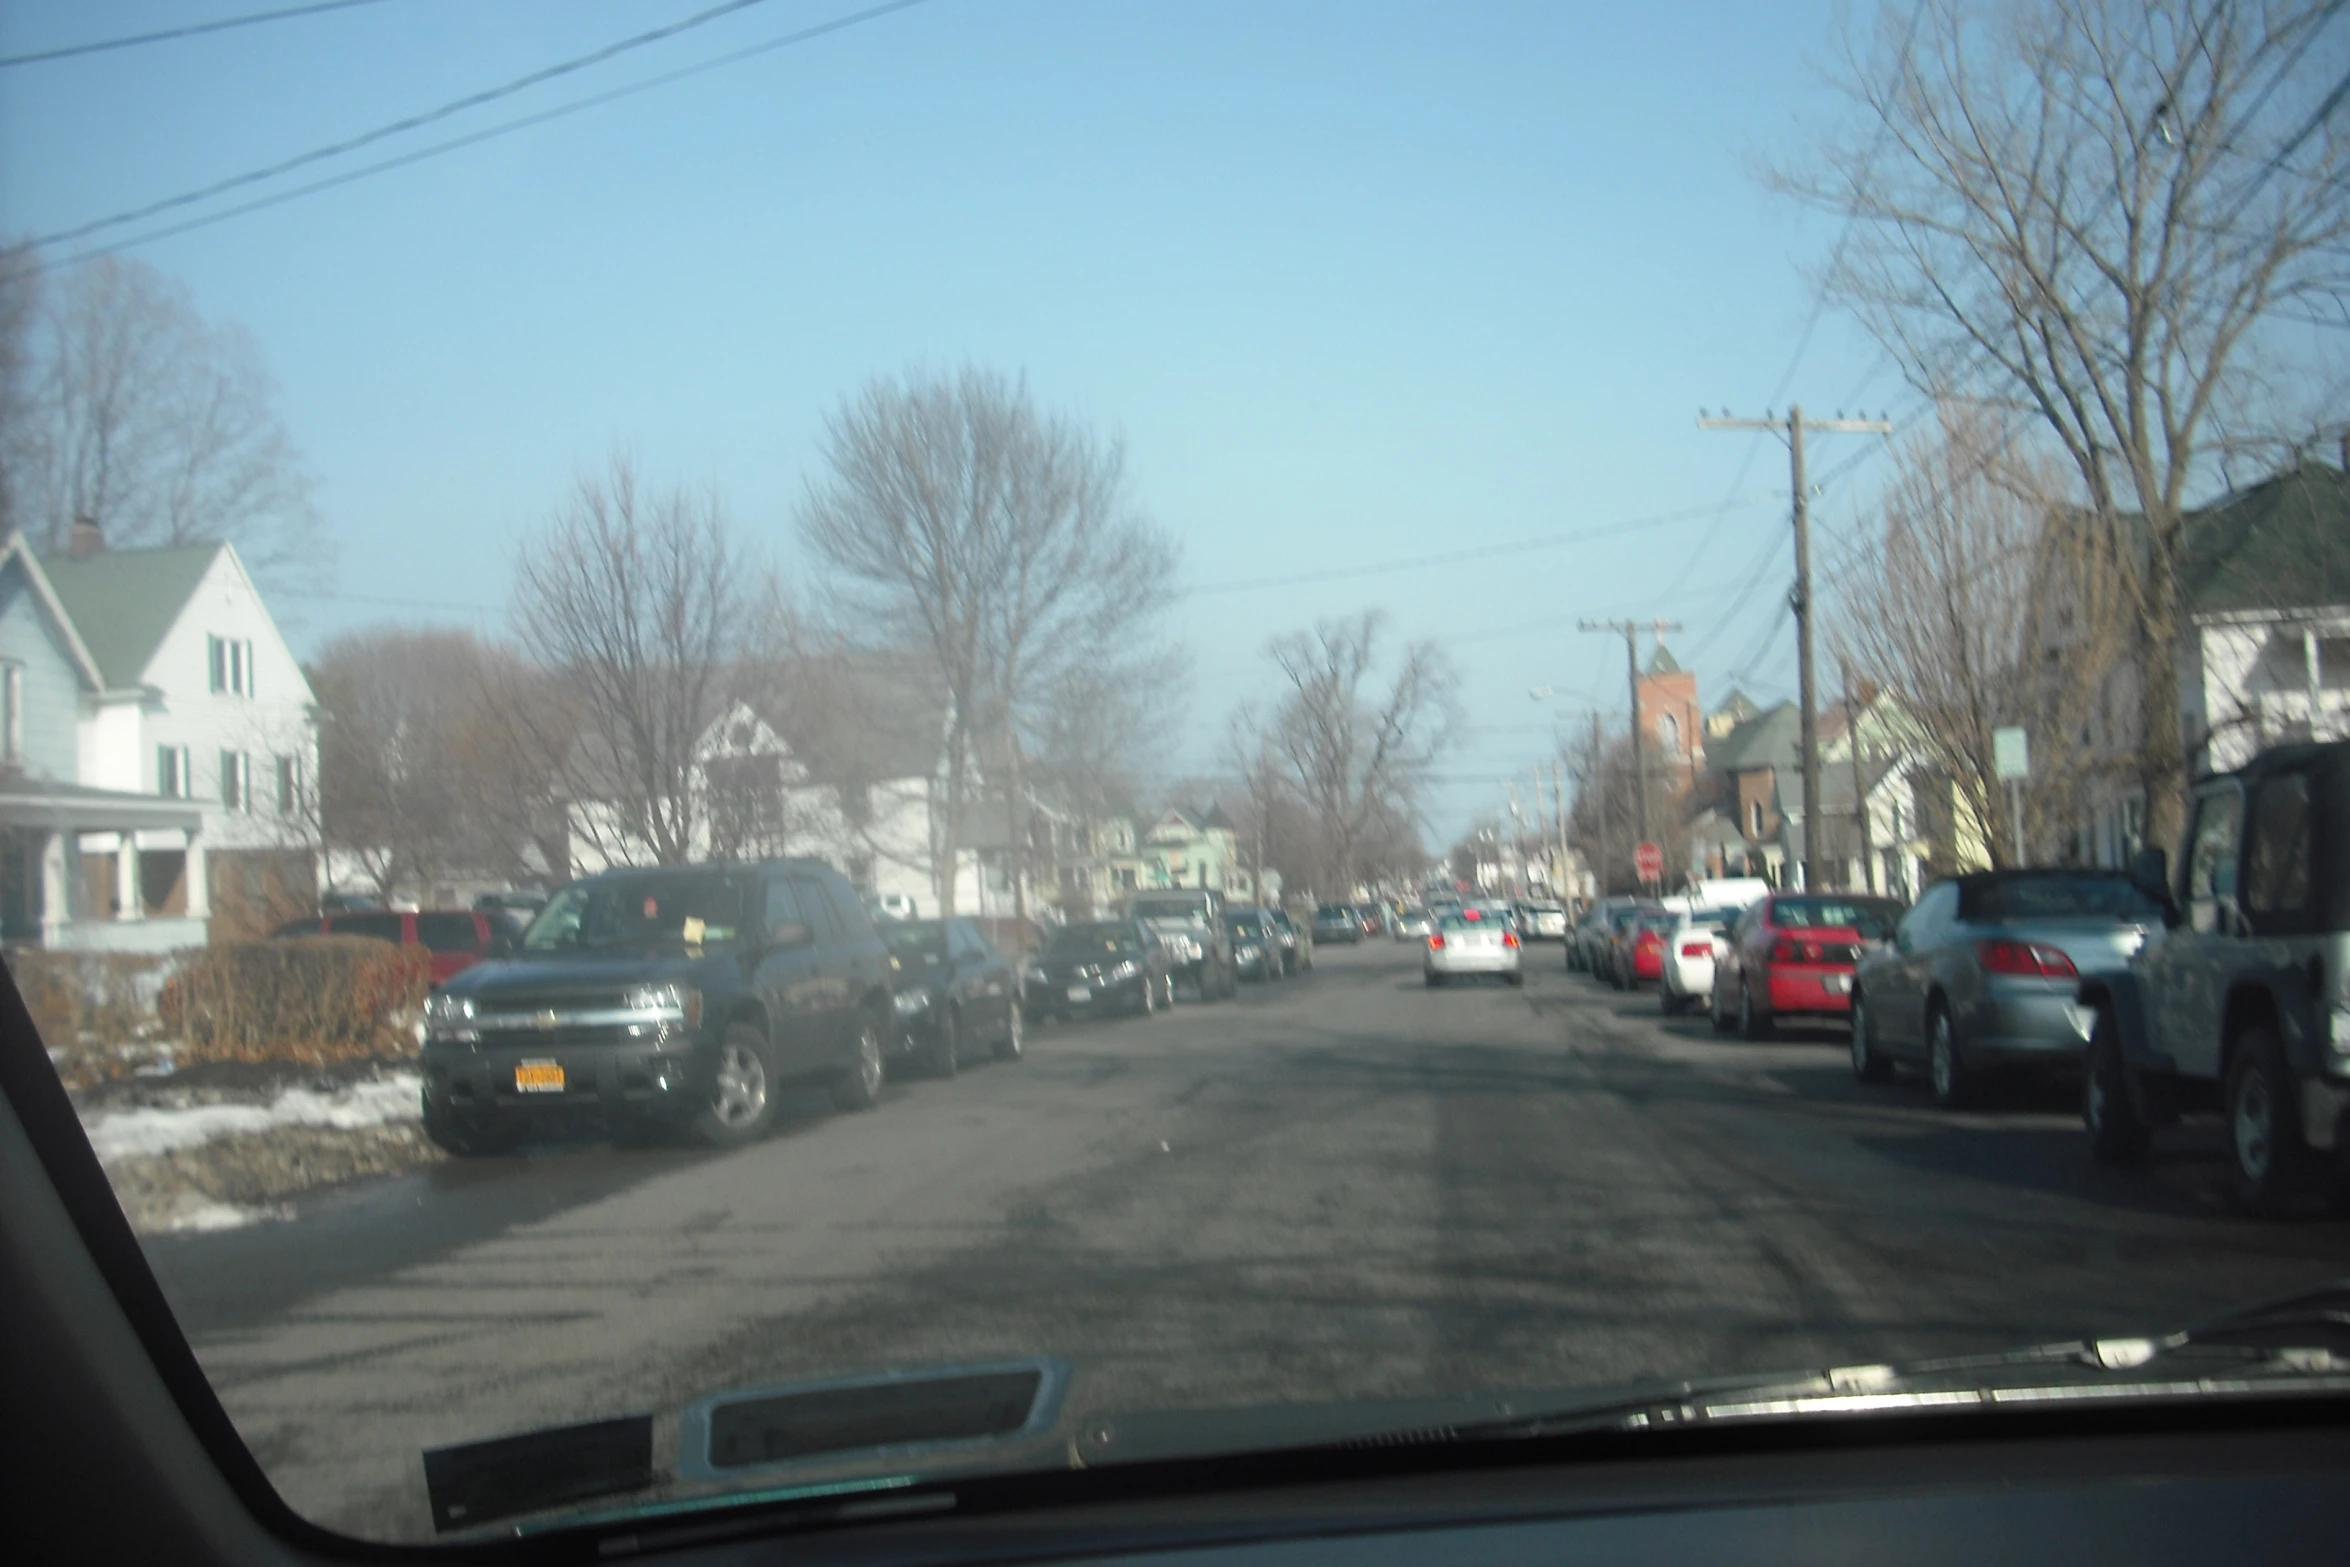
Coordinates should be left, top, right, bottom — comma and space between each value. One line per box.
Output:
799, 367, 1180, 915
312, 628, 564, 895
5, 255, 325, 592
1779, 0, 2350, 851
0, 247, 35, 537
1831, 404, 2133, 865
509, 457, 757, 867
1260, 612, 1459, 895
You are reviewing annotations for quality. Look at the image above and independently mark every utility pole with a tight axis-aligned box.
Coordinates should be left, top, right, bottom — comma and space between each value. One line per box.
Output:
1580, 618, 1684, 855
1698, 405, 1891, 890
1552, 758, 1569, 903
1588, 710, 1610, 896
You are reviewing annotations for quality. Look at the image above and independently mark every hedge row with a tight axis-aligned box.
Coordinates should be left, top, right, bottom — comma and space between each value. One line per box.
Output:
161, 938, 433, 1063
9, 938, 432, 1082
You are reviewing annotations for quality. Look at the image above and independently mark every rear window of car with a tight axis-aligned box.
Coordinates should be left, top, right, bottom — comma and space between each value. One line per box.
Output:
1636, 910, 1678, 932
1772, 898, 1900, 937
414, 913, 482, 953
1962, 876, 2162, 922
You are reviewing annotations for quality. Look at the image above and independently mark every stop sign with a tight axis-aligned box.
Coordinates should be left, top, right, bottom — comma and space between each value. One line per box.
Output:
1634, 841, 1664, 882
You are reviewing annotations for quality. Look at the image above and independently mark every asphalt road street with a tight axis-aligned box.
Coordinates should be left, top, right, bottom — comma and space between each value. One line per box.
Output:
140, 940, 2350, 1541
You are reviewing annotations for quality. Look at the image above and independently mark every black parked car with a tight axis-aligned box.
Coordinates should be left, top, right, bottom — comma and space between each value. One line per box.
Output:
1029, 919, 1177, 1020
1313, 903, 1363, 945
1225, 909, 1285, 981
880, 917, 1025, 1077
419, 859, 894, 1154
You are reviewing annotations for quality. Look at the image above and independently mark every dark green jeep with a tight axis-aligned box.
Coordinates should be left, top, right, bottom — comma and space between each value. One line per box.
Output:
2079, 740, 2350, 1212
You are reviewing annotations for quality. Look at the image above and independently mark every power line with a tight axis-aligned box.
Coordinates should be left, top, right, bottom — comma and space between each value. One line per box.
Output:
1178, 492, 1777, 599
32, 0, 784, 251
52, 0, 946, 268
0, 0, 398, 68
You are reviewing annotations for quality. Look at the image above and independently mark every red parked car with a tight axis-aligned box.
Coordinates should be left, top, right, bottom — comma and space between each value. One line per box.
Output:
272, 908, 523, 986
1709, 893, 1903, 1039
1614, 907, 1680, 990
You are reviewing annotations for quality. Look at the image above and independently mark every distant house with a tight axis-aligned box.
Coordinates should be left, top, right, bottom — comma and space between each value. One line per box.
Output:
1695, 692, 1931, 894
0, 526, 317, 949
1136, 805, 1269, 899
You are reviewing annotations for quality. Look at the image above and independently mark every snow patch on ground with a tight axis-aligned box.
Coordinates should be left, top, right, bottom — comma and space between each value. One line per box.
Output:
160, 1198, 291, 1232
82, 1073, 422, 1162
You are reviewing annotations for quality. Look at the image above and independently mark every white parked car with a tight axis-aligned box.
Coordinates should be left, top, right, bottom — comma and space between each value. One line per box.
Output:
1659, 905, 1742, 1016
1423, 909, 1523, 987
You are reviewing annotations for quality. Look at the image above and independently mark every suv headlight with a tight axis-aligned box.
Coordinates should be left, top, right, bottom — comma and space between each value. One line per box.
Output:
894, 989, 932, 1016
1106, 959, 1140, 983
624, 982, 702, 1026
425, 992, 474, 1025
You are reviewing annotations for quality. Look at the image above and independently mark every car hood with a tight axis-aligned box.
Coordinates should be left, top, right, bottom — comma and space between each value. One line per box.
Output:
439, 950, 736, 1000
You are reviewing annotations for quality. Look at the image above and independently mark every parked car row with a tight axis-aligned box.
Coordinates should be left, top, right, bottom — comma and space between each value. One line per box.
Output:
1561, 739, 2350, 1218
393, 859, 1340, 1159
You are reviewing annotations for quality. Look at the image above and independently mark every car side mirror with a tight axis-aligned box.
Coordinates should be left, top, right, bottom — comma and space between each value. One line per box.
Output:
767, 920, 813, 948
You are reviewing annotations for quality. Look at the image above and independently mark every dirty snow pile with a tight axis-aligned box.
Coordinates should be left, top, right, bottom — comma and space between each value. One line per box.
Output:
78, 1073, 436, 1235
81, 1073, 423, 1162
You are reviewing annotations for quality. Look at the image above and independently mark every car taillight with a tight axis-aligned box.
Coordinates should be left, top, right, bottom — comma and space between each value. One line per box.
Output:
1680, 941, 1711, 958
1502, 931, 1520, 948
1771, 937, 1825, 964
1428, 934, 1444, 950
1975, 939, 2078, 979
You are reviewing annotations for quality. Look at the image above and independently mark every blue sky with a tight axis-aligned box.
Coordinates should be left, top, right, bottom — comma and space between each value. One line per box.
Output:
0, 0, 1910, 846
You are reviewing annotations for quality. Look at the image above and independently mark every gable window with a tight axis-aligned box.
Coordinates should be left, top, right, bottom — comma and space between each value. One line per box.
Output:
0, 661, 21, 764
276, 755, 303, 817
220, 749, 251, 812
157, 745, 191, 799
208, 635, 257, 697
1749, 800, 1765, 838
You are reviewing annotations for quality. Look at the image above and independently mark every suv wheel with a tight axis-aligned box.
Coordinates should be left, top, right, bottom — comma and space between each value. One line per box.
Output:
694, 1023, 778, 1147
831, 1017, 886, 1113
2226, 1024, 2315, 1214
1850, 993, 1891, 1083
2083, 1006, 2150, 1165
996, 1003, 1025, 1062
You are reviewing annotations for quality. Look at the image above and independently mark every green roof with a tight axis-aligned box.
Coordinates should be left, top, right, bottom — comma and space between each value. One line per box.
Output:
1706, 700, 1799, 774
2178, 463, 2350, 618
38, 544, 222, 687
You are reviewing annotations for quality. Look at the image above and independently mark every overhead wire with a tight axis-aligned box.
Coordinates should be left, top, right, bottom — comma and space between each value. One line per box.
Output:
1178, 492, 1778, 600
46, 0, 946, 267
32, 0, 784, 251
0, 0, 398, 68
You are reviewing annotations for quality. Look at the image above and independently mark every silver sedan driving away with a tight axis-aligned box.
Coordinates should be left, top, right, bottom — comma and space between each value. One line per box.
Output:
1423, 909, 1524, 987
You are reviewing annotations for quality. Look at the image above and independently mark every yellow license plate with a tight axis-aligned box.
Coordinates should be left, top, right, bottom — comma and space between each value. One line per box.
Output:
514, 1059, 565, 1093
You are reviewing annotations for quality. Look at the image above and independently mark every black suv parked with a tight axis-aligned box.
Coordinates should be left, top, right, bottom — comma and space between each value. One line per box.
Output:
419, 859, 894, 1153
2080, 740, 2350, 1212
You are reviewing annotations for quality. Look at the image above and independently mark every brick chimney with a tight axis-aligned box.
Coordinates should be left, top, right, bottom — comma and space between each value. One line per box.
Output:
67, 514, 105, 559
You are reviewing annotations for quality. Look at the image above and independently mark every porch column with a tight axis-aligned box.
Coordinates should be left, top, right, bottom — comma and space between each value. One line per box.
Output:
38, 830, 68, 947
185, 836, 211, 919
115, 836, 142, 921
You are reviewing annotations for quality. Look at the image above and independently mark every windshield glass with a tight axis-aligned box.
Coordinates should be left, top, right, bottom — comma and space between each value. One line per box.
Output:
1968, 876, 2164, 922
18, 0, 2346, 1545
1773, 898, 1900, 937
881, 922, 950, 964
1048, 923, 1139, 956
522, 874, 747, 952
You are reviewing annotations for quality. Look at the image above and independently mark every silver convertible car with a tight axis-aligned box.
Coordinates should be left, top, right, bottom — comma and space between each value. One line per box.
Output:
1849, 869, 2162, 1107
